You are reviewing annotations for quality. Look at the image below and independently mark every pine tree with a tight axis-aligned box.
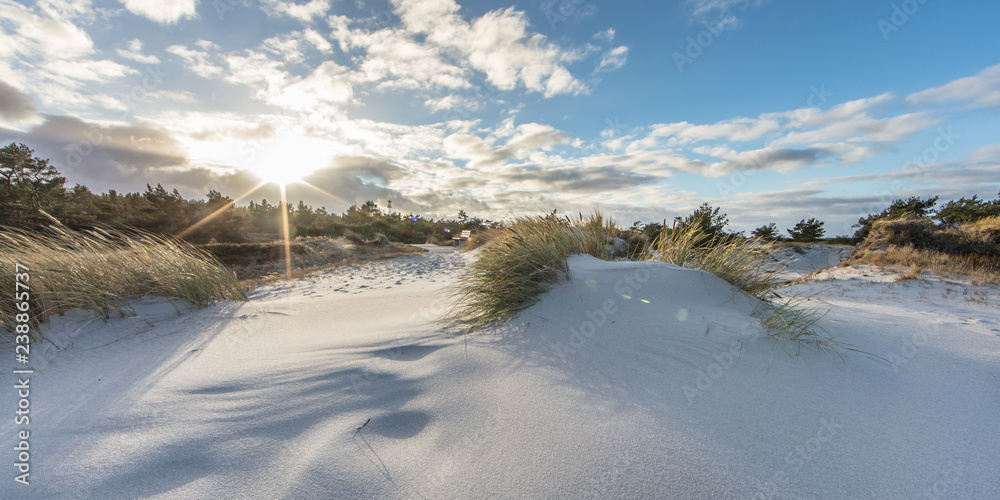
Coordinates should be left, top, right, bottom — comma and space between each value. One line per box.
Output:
0, 142, 67, 226
787, 218, 826, 242
751, 223, 779, 240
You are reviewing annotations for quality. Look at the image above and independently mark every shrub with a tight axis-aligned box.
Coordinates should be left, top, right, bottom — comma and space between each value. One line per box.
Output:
853, 196, 938, 242
857, 218, 1000, 256
936, 193, 1000, 226
847, 218, 1000, 281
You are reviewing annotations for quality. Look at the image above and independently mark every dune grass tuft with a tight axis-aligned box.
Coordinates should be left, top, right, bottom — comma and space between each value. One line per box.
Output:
0, 223, 246, 340
450, 217, 576, 331
450, 212, 849, 355
650, 223, 784, 300
758, 296, 838, 355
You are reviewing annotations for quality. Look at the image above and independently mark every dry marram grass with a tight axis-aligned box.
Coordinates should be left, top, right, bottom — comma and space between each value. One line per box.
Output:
0, 224, 246, 340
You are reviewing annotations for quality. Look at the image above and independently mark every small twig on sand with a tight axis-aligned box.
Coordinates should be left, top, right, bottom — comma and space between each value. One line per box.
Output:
355, 418, 371, 435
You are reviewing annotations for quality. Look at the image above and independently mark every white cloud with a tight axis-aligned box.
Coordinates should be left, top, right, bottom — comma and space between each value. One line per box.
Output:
906, 63, 1000, 109
596, 46, 629, 73
261, 0, 330, 22
116, 39, 161, 64
303, 28, 332, 53
392, 0, 588, 97
330, 21, 471, 91
685, 0, 764, 26
609, 91, 947, 178
503, 123, 572, 157
270, 61, 354, 110
119, 0, 197, 25
153, 90, 197, 103
593, 28, 615, 42
0, 79, 41, 129
0, 0, 94, 60
771, 109, 938, 150
262, 35, 305, 64
649, 116, 780, 145
224, 51, 290, 99
442, 122, 573, 171
424, 95, 480, 113
0, 0, 135, 111
48, 59, 136, 82
167, 44, 223, 79
444, 133, 508, 170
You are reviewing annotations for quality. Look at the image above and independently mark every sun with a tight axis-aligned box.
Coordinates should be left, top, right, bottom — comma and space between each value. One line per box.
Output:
246, 131, 330, 185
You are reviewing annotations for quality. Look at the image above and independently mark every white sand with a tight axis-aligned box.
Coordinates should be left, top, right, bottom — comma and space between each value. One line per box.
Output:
770, 244, 853, 281
3, 245, 998, 499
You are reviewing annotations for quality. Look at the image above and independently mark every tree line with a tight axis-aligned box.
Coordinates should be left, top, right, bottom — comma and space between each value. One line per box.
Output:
0, 143, 496, 244
3, 142, 997, 246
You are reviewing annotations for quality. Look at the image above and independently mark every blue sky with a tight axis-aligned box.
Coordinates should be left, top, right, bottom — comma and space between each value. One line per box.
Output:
1, 0, 998, 235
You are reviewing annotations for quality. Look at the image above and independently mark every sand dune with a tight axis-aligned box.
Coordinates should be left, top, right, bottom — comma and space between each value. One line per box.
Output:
2, 245, 998, 499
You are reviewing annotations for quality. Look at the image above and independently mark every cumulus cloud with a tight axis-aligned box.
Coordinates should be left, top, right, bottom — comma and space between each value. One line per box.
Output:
390, 0, 588, 97
330, 19, 471, 92
120, 0, 197, 25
